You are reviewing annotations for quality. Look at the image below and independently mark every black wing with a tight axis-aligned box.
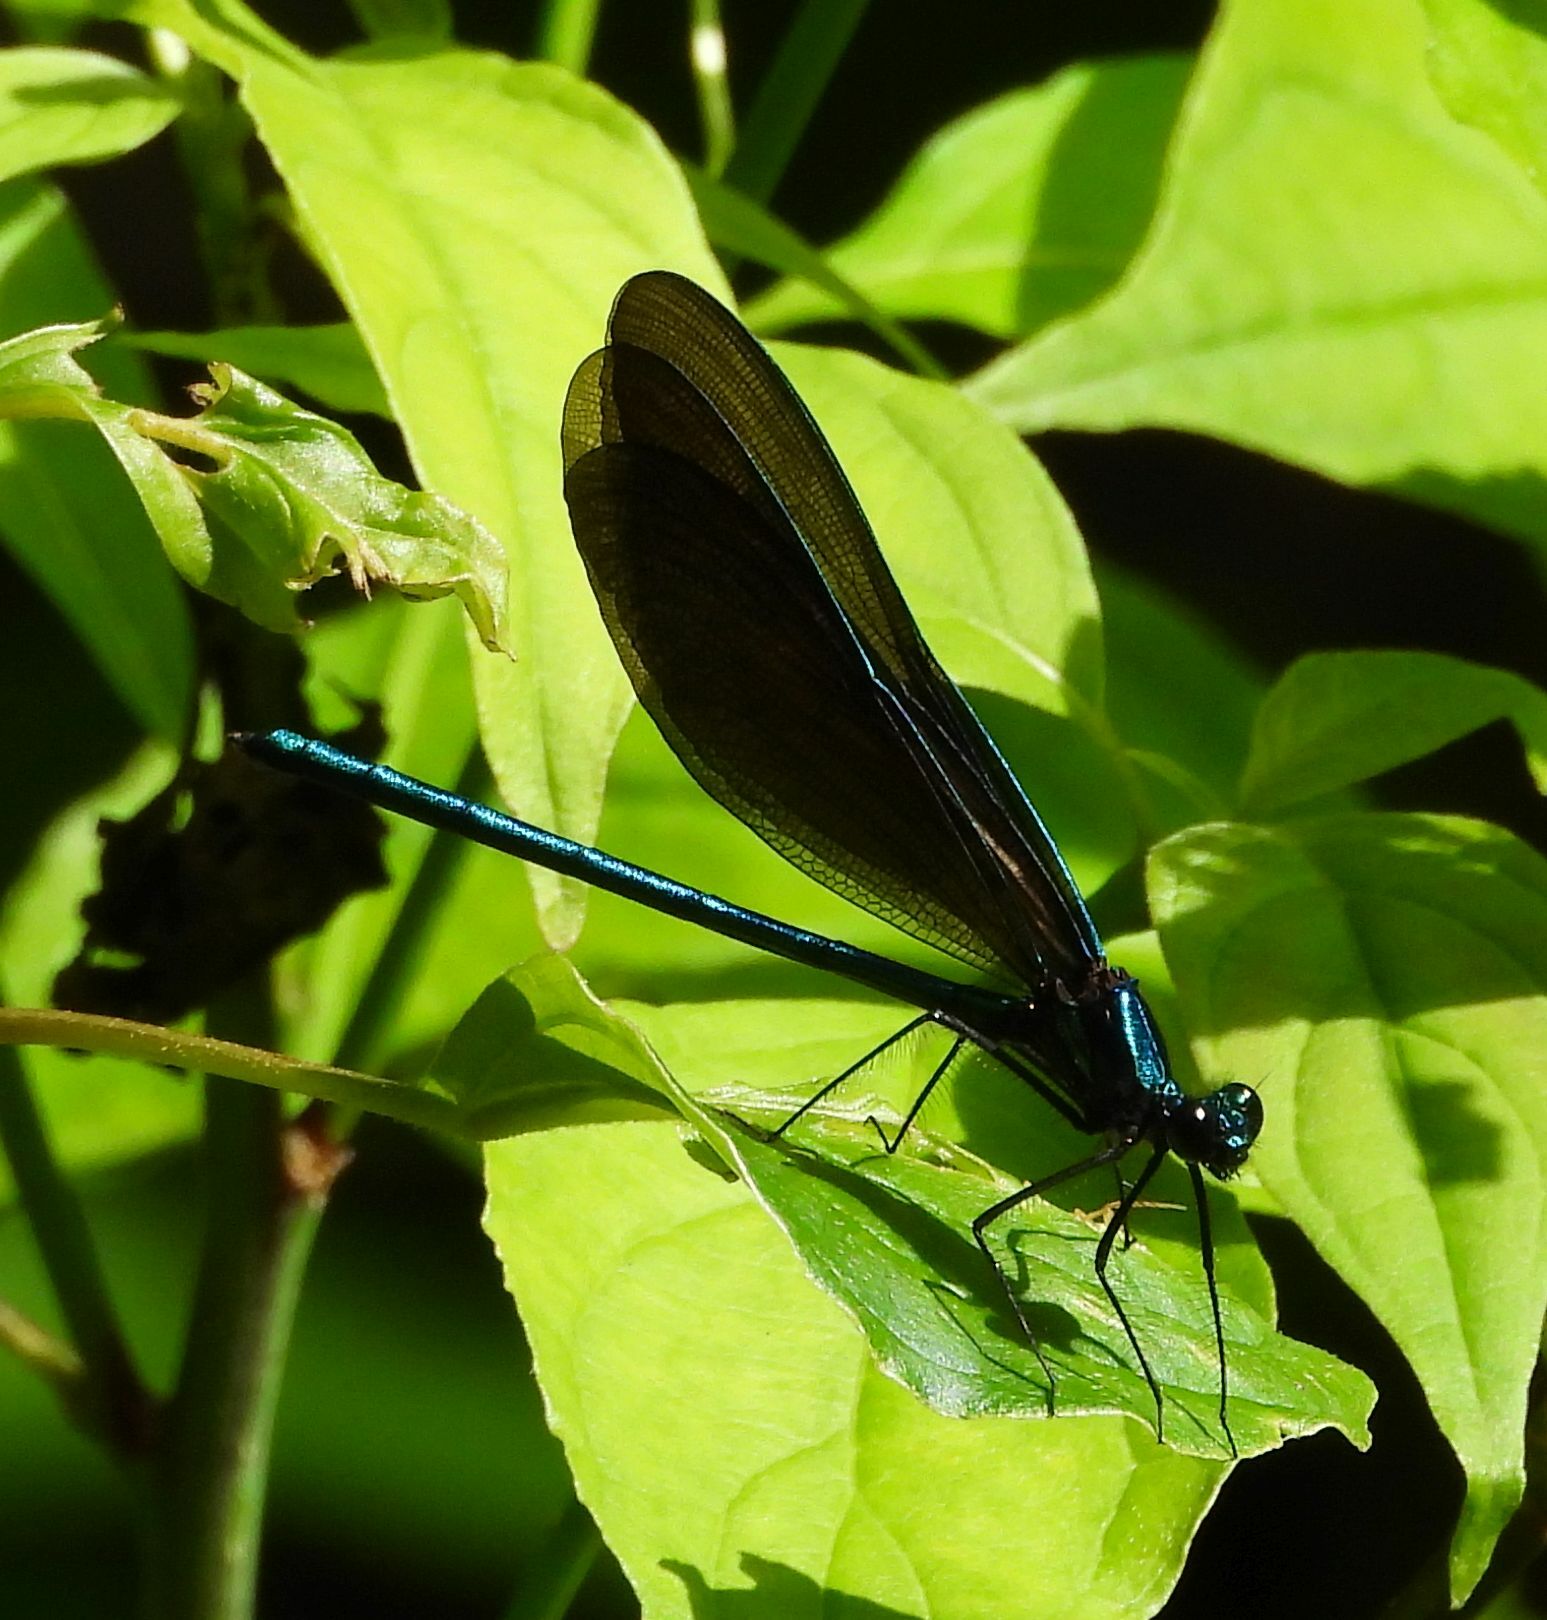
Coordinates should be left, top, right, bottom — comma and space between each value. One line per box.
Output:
561, 270, 1101, 988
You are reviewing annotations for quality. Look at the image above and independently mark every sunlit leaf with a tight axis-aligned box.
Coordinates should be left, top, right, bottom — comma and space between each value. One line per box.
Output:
746, 56, 1191, 341
475, 955, 1372, 1615
1240, 651, 1547, 815
449, 955, 1372, 1457
93, 364, 510, 647
0, 46, 180, 181
969, 0, 1547, 549
1152, 813, 1547, 1599
229, 43, 723, 943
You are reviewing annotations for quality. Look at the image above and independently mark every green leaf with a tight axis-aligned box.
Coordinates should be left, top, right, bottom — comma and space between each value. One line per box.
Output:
967, 0, 1547, 549
1150, 813, 1547, 1601
745, 55, 1191, 341
776, 344, 1105, 716
0, 177, 191, 739
0, 46, 181, 181
0, 310, 107, 414
489, 1121, 1226, 1620
127, 323, 389, 417
93, 364, 510, 647
431, 955, 678, 1135
1099, 562, 1263, 827
1421, 0, 1547, 194
786, 345, 1137, 888
477, 957, 1372, 1615
1240, 650, 1547, 815
224, 43, 724, 942
457, 956, 1371, 1459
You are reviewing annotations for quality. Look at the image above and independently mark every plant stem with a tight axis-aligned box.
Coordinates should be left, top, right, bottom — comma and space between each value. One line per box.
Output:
0, 1044, 153, 1453
724, 0, 870, 205
535, 0, 601, 73
684, 166, 946, 377
689, 0, 734, 179
0, 1007, 466, 1135
500, 1496, 603, 1620
149, 41, 279, 327
141, 992, 350, 1620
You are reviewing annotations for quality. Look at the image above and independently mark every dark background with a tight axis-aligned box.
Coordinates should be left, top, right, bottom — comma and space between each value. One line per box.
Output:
7, 1, 1544, 1615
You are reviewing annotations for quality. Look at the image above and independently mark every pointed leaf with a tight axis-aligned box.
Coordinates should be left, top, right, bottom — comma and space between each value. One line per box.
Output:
1151, 813, 1547, 1600
746, 56, 1191, 341
0, 46, 181, 181
1241, 651, 1547, 815
225, 43, 724, 942
447, 955, 1372, 1460
969, 0, 1547, 549
488, 1118, 1227, 1620
0, 310, 108, 413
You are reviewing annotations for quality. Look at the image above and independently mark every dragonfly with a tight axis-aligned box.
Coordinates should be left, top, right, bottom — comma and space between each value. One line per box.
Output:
239, 270, 1262, 1450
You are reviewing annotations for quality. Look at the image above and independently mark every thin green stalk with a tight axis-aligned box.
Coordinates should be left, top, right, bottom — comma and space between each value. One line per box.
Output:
148, 39, 278, 327
690, 0, 735, 178
1124, 746, 1234, 824
684, 165, 946, 377
500, 1496, 603, 1620
141, 986, 349, 1620
535, 0, 601, 73
0, 1044, 152, 1453
0, 1007, 466, 1135
723, 0, 870, 205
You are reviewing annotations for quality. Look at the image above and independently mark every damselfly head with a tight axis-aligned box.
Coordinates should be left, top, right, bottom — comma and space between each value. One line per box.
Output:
1167, 1082, 1263, 1179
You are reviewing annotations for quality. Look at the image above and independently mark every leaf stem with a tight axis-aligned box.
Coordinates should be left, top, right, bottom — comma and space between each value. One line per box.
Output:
499, 1496, 603, 1620
534, 0, 601, 73
123, 406, 229, 461
724, 0, 870, 204
0, 1007, 467, 1135
686, 167, 946, 378
142, 1079, 342, 1620
689, 0, 735, 179
1125, 746, 1234, 823
0, 1044, 153, 1453
150, 45, 279, 327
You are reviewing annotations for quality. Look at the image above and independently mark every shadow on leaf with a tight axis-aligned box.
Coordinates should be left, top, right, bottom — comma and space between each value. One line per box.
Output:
664, 1554, 921, 1619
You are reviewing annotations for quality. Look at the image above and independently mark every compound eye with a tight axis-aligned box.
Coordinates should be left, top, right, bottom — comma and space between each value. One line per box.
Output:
1219, 1083, 1264, 1145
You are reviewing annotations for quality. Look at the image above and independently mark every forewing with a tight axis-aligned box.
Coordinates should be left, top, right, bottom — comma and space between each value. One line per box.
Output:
562, 272, 1102, 983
